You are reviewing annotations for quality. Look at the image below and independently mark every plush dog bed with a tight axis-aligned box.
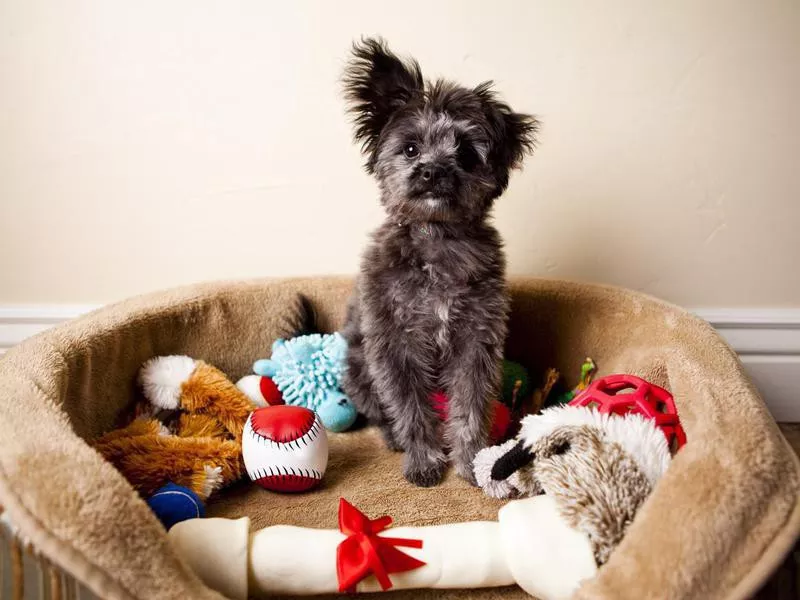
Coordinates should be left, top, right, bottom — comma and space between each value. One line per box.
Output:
0, 277, 798, 600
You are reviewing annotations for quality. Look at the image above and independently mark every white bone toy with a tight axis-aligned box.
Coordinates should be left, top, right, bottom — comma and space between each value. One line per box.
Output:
169, 494, 596, 600
168, 405, 671, 599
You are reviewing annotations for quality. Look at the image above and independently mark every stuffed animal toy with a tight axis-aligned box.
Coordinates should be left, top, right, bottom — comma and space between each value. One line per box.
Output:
500, 359, 530, 407
93, 355, 257, 501
252, 333, 357, 432
473, 403, 672, 565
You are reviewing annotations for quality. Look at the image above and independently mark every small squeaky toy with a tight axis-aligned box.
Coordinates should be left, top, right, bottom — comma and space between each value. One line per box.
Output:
236, 374, 285, 407
242, 406, 328, 492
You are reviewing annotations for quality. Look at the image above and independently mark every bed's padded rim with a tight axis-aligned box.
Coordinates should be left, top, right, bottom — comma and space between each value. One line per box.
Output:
0, 276, 797, 600
0, 279, 309, 600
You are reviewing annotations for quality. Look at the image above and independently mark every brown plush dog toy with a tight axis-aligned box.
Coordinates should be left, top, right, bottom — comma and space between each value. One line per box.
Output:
93, 356, 256, 500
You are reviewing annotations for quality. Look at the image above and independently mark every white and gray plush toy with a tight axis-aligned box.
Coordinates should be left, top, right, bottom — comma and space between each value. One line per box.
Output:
473, 404, 673, 565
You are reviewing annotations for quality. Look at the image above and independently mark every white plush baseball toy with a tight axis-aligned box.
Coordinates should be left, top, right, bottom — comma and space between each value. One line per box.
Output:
242, 406, 328, 492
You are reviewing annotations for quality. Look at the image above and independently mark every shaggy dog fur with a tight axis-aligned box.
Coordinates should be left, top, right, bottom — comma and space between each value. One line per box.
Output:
340, 38, 538, 487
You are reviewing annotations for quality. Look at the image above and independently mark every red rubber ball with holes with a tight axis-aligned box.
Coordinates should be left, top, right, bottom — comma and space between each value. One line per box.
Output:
568, 374, 687, 451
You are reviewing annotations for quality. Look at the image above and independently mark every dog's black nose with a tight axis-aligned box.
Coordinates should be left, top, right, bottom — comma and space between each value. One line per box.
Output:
420, 164, 446, 184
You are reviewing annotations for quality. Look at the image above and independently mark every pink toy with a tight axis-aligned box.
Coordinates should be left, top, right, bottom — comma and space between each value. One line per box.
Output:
431, 392, 512, 444
568, 374, 687, 451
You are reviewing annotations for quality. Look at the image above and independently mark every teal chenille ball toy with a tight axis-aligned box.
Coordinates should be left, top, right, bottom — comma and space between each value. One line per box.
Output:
253, 333, 357, 432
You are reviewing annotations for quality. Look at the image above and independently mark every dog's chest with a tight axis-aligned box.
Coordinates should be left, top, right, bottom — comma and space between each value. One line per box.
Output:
390, 259, 466, 351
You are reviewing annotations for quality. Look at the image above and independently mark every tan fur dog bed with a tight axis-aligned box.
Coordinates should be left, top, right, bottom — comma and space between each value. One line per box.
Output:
0, 277, 798, 600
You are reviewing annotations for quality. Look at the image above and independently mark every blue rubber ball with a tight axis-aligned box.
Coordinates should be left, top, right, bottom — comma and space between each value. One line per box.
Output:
147, 482, 205, 530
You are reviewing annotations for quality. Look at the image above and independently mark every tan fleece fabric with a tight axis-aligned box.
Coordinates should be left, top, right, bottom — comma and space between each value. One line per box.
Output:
0, 277, 798, 600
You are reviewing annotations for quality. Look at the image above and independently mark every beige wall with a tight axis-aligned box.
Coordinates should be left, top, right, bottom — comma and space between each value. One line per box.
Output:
1, 0, 798, 308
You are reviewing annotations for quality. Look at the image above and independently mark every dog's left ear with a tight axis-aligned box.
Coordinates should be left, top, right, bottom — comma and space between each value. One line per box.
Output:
474, 82, 539, 191
343, 37, 424, 172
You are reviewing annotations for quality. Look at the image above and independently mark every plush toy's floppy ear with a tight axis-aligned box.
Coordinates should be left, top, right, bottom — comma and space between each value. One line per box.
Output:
473, 82, 539, 193
343, 37, 424, 172
490, 439, 535, 481
488, 427, 574, 482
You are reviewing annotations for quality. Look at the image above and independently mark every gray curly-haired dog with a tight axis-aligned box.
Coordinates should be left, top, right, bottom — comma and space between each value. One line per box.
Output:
340, 38, 538, 487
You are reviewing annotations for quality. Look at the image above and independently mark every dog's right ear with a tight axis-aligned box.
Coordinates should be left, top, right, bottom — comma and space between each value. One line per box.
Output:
343, 37, 424, 172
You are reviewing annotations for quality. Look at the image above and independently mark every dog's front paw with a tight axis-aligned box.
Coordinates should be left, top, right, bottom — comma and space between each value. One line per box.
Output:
404, 462, 446, 487
404, 453, 446, 487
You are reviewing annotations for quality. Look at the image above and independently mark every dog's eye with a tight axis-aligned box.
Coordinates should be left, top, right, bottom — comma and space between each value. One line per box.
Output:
403, 143, 420, 159
457, 141, 480, 172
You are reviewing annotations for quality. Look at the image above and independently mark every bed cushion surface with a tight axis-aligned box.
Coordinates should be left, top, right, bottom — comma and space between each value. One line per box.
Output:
0, 277, 797, 600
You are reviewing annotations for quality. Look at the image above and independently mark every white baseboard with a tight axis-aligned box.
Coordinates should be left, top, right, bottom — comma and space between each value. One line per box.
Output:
0, 305, 98, 354
0, 305, 798, 420
694, 309, 800, 422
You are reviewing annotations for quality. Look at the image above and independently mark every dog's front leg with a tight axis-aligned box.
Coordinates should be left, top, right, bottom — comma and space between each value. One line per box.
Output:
443, 332, 503, 485
365, 332, 446, 487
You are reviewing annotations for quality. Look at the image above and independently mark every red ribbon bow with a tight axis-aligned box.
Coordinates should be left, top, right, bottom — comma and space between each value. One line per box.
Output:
336, 498, 426, 593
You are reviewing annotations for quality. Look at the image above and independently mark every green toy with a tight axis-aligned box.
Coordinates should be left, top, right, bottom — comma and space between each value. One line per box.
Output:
550, 358, 597, 406
500, 360, 530, 409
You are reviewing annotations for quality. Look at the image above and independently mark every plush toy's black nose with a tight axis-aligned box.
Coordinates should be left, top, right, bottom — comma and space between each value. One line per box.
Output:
491, 439, 535, 481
